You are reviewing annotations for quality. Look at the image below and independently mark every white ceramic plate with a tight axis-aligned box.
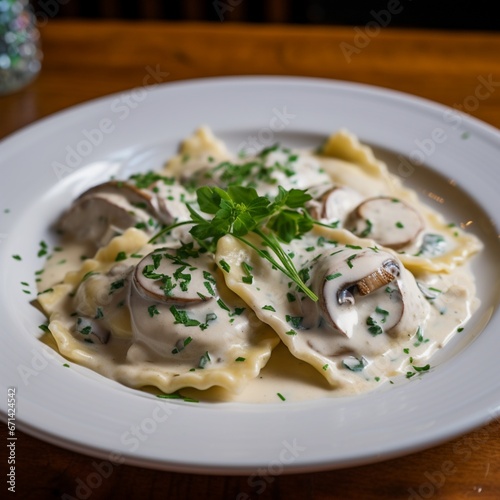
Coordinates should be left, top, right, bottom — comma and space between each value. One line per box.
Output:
1, 77, 500, 474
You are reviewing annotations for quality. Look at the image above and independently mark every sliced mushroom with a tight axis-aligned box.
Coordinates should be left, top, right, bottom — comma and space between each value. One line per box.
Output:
58, 179, 197, 247
57, 181, 156, 246
132, 248, 217, 304
82, 181, 158, 212
306, 185, 363, 224
312, 248, 429, 339
347, 197, 424, 249
58, 194, 152, 247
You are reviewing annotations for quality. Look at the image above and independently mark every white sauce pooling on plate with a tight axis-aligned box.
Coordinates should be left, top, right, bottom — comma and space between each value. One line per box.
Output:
36, 127, 482, 402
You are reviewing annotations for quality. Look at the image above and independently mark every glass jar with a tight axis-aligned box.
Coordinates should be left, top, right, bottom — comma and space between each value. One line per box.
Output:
0, 0, 42, 95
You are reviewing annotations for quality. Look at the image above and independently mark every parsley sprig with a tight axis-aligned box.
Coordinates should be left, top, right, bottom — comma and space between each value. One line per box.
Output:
150, 185, 318, 301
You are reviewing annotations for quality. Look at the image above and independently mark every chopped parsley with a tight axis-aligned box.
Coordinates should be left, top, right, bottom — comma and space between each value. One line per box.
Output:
169, 305, 200, 327
366, 316, 383, 336
198, 351, 211, 369
285, 315, 303, 328
171, 336, 193, 354
109, 279, 125, 294
346, 254, 357, 269
375, 306, 389, 323
241, 261, 254, 284
262, 305, 276, 312
200, 312, 217, 330
114, 251, 127, 262
413, 326, 429, 347
219, 259, 231, 273
148, 305, 160, 317
359, 219, 373, 238
38, 241, 48, 258
342, 356, 367, 372
325, 272, 342, 281
217, 299, 230, 312
407, 363, 431, 378
128, 171, 175, 189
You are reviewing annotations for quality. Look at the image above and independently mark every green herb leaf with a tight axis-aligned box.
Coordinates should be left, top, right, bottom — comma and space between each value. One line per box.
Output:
366, 316, 383, 336
148, 305, 160, 317
150, 185, 319, 301
115, 251, 127, 262
325, 272, 342, 281
262, 305, 276, 312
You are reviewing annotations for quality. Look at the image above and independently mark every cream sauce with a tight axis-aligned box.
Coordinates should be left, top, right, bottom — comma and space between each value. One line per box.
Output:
36, 128, 482, 403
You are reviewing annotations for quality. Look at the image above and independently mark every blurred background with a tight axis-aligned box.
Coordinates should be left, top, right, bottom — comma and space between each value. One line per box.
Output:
29, 0, 500, 31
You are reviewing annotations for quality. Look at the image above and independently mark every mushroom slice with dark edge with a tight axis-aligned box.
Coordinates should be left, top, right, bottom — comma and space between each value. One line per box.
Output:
57, 181, 157, 246
312, 248, 429, 339
58, 195, 152, 247
132, 247, 217, 304
81, 181, 158, 212
306, 185, 363, 224
347, 197, 424, 249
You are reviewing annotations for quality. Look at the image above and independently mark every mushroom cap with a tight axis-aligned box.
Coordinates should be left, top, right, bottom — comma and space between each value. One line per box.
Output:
311, 247, 428, 340
306, 185, 363, 224
347, 197, 424, 249
132, 247, 217, 304
58, 194, 152, 246
80, 181, 156, 210
316, 248, 403, 338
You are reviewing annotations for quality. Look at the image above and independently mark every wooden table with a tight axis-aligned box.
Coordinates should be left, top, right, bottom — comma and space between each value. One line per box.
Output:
2, 21, 500, 499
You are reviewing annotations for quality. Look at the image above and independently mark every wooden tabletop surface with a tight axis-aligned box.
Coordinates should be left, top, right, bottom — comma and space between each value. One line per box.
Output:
2, 20, 500, 500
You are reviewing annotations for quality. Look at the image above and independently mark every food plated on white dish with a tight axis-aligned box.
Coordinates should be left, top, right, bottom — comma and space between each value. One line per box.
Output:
0, 77, 499, 473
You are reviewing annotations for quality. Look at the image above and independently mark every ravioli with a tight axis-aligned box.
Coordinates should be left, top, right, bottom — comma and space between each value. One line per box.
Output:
317, 130, 482, 272
36, 127, 482, 401
38, 229, 279, 394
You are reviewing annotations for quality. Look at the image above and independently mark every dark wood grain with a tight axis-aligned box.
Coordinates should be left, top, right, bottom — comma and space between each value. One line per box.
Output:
1, 20, 500, 500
